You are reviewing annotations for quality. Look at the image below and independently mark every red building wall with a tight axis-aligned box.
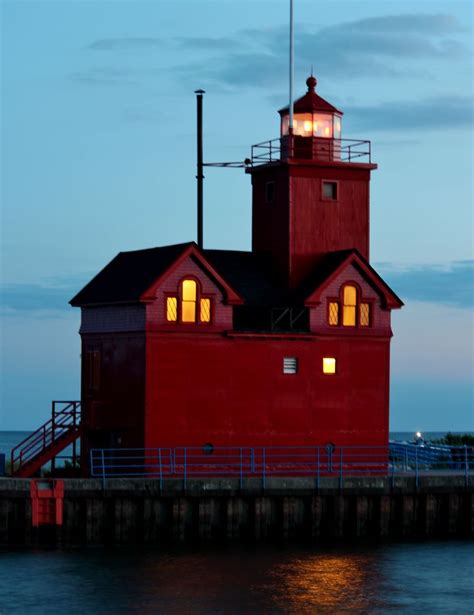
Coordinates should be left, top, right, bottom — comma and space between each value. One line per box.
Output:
80, 306, 147, 463
144, 334, 391, 449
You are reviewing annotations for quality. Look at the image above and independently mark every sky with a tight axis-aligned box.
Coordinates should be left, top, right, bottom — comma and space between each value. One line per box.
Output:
0, 0, 473, 432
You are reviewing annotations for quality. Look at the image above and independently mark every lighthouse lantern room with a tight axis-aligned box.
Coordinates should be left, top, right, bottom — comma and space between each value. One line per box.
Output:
280, 75, 342, 139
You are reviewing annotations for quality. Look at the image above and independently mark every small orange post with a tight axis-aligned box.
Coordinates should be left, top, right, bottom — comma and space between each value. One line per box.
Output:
30, 479, 64, 527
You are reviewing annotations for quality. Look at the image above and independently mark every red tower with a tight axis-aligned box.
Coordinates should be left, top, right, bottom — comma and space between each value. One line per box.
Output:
251, 75, 376, 288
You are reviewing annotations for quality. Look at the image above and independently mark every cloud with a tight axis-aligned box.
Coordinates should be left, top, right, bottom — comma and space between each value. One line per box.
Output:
174, 36, 243, 52
78, 14, 470, 98
175, 13, 470, 88
1, 284, 73, 312
347, 95, 473, 131
0, 275, 90, 313
377, 260, 474, 309
69, 67, 139, 87
87, 37, 164, 51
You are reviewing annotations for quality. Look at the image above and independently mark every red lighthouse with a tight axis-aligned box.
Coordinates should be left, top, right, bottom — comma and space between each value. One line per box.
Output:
66, 75, 402, 470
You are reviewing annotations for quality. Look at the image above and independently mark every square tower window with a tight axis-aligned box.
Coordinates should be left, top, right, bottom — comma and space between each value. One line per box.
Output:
322, 181, 338, 200
265, 181, 275, 204
283, 357, 298, 374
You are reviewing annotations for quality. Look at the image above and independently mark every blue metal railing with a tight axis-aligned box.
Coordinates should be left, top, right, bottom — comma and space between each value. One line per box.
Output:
90, 443, 474, 489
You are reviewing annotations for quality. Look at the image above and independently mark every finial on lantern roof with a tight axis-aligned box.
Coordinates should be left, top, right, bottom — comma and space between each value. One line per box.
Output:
306, 74, 317, 92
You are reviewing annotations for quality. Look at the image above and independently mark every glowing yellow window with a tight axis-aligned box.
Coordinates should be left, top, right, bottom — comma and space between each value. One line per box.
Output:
342, 285, 357, 326
166, 296, 178, 322
328, 302, 339, 326
323, 357, 336, 374
181, 279, 197, 323
360, 303, 370, 327
200, 298, 211, 323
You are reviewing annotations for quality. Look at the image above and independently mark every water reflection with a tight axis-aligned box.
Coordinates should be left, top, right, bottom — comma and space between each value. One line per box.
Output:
0, 542, 472, 614
265, 554, 367, 613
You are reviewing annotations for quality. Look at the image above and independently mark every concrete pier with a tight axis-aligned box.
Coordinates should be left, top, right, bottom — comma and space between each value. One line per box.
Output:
0, 475, 472, 546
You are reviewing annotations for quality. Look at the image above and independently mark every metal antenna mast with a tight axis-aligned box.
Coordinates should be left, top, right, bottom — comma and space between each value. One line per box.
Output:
195, 89, 205, 248
289, 0, 294, 134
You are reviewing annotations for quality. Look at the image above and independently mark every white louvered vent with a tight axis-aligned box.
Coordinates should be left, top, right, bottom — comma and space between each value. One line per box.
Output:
283, 357, 298, 374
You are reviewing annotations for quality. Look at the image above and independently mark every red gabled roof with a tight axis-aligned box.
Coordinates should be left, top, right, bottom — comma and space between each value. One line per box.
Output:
70, 242, 245, 307
70, 242, 402, 311
302, 249, 403, 310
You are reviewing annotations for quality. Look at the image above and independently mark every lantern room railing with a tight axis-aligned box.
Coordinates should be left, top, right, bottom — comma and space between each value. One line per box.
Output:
250, 136, 372, 165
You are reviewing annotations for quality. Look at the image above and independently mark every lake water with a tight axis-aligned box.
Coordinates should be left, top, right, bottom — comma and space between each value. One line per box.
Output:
0, 541, 473, 613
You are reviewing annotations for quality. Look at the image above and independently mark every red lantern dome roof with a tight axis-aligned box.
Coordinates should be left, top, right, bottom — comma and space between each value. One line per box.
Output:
279, 75, 343, 116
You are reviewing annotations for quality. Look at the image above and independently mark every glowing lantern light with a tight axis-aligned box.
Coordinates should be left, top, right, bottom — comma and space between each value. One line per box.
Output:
279, 75, 343, 160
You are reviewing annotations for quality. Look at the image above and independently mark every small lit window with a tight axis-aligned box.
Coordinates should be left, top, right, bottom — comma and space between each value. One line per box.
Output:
200, 298, 211, 323
265, 181, 275, 204
182, 279, 197, 322
283, 357, 298, 374
328, 302, 339, 326
342, 285, 357, 326
360, 303, 370, 327
322, 181, 338, 200
323, 357, 336, 374
166, 297, 178, 322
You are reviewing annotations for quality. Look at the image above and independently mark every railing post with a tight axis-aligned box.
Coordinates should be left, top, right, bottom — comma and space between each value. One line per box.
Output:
464, 445, 469, 487
101, 449, 106, 490
415, 446, 419, 489
316, 447, 320, 491
51, 401, 56, 475
339, 447, 344, 491
72, 402, 77, 470
51, 400, 55, 443
239, 447, 243, 490
183, 448, 187, 491
391, 448, 395, 488
158, 448, 163, 492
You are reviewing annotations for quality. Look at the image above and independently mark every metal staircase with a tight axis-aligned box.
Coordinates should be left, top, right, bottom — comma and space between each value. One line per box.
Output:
11, 401, 81, 477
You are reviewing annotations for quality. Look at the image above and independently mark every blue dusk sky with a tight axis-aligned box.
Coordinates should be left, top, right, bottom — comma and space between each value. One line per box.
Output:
0, 0, 473, 432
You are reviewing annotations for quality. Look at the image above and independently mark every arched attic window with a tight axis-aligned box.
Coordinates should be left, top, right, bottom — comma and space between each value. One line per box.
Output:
328, 284, 371, 328
166, 278, 212, 324
342, 284, 357, 326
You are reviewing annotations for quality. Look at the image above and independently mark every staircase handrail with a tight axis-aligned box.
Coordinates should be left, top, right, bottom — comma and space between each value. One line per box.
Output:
11, 401, 81, 473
